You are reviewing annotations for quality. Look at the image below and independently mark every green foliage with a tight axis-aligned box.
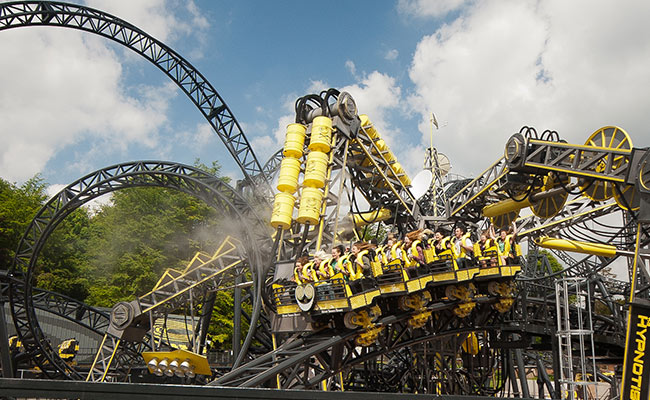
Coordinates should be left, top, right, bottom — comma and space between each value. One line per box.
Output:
2, 160, 246, 350
538, 250, 563, 273
0, 175, 48, 269
594, 299, 613, 316
206, 289, 253, 350
83, 186, 223, 306
37, 208, 92, 300
361, 222, 389, 245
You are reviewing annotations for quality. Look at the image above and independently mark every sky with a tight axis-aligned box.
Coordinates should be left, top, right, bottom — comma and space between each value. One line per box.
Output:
1, 0, 650, 199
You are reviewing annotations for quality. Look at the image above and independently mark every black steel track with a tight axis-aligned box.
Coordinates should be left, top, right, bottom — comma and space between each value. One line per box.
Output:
214, 300, 511, 391
7, 161, 271, 379
1, 281, 109, 337
0, 1, 272, 195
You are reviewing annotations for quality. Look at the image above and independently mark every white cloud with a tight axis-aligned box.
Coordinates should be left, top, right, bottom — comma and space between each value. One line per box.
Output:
0, 28, 173, 181
345, 60, 357, 76
342, 71, 402, 141
46, 184, 68, 200
182, 123, 215, 149
272, 114, 297, 150
84, 0, 200, 43
407, 0, 650, 178
385, 49, 399, 61
398, 0, 469, 18
307, 80, 330, 94
0, 0, 209, 183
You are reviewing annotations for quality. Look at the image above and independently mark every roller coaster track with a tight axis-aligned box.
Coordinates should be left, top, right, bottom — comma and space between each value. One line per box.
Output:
0, 0, 281, 379
1, 281, 109, 338
86, 236, 249, 382
7, 161, 270, 379
214, 299, 515, 390
0, 1, 272, 195
0, 1, 640, 391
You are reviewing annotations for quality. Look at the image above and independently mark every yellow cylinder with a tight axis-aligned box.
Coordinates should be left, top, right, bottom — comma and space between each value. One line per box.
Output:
391, 162, 411, 187
353, 208, 391, 226
482, 197, 532, 218
392, 161, 404, 175
283, 123, 307, 158
360, 114, 369, 127
536, 236, 617, 258
303, 151, 329, 188
359, 114, 378, 139
375, 139, 388, 152
308, 116, 332, 152
297, 187, 323, 225
276, 157, 301, 193
270, 192, 295, 229
372, 139, 395, 163
399, 173, 412, 187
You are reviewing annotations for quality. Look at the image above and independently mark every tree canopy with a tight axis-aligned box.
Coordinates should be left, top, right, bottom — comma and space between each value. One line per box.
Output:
1, 160, 245, 349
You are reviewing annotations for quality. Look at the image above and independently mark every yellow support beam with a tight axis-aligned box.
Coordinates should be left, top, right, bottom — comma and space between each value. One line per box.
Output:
482, 197, 531, 218
536, 236, 617, 258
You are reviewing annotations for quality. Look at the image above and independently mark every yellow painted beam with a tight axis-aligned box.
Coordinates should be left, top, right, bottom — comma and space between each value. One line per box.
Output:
482, 197, 531, 218
536, 236, 617, 258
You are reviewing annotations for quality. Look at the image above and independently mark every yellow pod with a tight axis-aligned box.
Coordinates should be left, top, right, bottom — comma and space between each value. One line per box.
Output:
392, 161, 404, 175
276, 157, 301, 193
297, 187, 323, 225
270, 192, 295, 229
303, 151, 329, 188
372, 139, 395, 163
399, 174, 412, 186
359, 114, 378, 139
283, 123, 307, 158
308, 116, 332, 153
374, 139, 388, 152
353, 208, 391, 226
391, 162, 411, 186
360, 114, 370, 127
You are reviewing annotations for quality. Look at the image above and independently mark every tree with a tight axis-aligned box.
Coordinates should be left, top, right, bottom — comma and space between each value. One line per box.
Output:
537, 250, 563, 273
3, 161, 243, 349
83, 159, 229, 307
36, 208, 92, 300
0, 175, 48, 269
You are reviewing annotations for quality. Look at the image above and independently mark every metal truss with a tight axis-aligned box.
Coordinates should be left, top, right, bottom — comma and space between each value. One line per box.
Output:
29, 286, 110, 336
8, 161, 270, 379
261, 149, 283, 185
521, 138, 632, 183
213, 300, 513, 394
418, 147, 450, 220
87, 236, 248, 382
516, 196, 618, 238
447, 157, 508, 220
348, 126, 417, 217
1, 280, 109, 338
0, 1, 271, 196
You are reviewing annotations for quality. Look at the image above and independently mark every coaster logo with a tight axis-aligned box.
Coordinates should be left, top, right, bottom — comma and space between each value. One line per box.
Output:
631, 315, 650, 400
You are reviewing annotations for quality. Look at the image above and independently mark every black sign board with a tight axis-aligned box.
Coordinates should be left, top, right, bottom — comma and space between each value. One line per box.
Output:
623, 299, 650, 400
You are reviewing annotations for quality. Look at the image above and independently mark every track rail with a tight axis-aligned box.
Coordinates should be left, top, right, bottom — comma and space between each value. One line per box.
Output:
213, 298, 518, 390
8, 161, 270, 379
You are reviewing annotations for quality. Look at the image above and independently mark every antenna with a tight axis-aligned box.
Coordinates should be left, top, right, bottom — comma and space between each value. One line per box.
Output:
424, 111, 450, 217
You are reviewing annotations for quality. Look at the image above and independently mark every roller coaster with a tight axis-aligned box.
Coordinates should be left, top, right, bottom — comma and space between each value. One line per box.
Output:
1, 2, 650, 399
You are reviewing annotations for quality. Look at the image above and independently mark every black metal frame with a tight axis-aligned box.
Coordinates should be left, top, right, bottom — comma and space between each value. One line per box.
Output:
0, 377, 530, 400
214, 301, 516, 392
7, 161, 271, 379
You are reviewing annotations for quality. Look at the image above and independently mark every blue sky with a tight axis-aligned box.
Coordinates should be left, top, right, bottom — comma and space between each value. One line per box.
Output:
1, 0, 650, 197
